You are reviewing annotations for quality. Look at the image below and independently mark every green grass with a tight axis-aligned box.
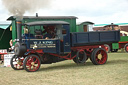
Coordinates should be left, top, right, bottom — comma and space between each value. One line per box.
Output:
0, 52, 128, 85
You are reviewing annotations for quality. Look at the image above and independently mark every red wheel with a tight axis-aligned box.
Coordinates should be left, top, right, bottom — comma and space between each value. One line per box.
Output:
23, 55, 41, 72
91, 48, 108, 65
10, 55, 24, 70
104, 44, 110, 53
124, 44, 128, 52
126, 46, 128, 51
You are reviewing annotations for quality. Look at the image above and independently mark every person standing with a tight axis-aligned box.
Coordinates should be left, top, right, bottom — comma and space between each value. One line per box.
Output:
9, 39, 14, 52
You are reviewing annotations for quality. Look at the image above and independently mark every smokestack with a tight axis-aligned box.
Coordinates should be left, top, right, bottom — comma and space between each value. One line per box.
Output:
36, 13, 38, 17
16, 20, 22, 43
111, 23, 114, 30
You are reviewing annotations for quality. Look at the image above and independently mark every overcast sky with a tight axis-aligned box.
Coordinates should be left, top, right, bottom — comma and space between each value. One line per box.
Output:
0, 0, 128, 24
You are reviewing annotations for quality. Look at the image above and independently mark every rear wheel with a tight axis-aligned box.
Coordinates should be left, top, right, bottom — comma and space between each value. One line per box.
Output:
10, 55, 24, 70
124, 44, 128, 52
91, 48, 108, 65
73, 50, 87, 64
23, 55, 41, 72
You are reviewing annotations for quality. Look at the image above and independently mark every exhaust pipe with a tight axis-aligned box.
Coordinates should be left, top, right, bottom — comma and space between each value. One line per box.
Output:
16, 21, 22, 43
14, 20, 27, 56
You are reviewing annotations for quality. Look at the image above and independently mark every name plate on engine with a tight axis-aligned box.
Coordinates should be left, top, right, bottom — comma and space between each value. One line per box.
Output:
30, 40, 56, 49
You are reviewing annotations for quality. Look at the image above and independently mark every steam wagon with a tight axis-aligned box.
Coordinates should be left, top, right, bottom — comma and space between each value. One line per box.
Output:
10, 19, 120, 72
104, 24, 128, 52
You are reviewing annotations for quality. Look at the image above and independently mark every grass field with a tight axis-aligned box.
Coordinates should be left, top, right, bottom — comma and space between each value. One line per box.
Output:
0, 52, 128, 85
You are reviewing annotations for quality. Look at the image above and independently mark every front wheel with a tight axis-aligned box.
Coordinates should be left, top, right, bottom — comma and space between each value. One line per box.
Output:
23, 55, 41, 72
10, 55, 24, 70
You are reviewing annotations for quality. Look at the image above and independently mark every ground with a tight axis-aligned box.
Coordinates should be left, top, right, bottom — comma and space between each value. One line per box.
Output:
0, 52, 128, 85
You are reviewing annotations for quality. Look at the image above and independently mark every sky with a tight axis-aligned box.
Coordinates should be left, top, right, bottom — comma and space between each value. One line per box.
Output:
0, 0, 128, 24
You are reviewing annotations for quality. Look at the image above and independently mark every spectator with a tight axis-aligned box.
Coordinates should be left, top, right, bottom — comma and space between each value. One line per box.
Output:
9, 39, 14, 52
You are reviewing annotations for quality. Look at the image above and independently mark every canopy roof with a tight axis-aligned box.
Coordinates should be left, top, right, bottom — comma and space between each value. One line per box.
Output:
77, 21, 94, 25
25, 21, 69, 26
7, 16, 77, 20
0, 21, 11, 29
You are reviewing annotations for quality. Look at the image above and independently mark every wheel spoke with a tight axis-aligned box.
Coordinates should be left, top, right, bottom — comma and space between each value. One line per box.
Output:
31, 57, 35, 62
99, 60, 103, 64
33, 65, 36, 70
34, 59, 38, 63
15, 64, 18, 68
28, 65, 31, 70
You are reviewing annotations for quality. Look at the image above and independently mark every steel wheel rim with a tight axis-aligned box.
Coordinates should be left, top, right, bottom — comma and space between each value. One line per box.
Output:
25, 56, 40, 72
12, 56, 24, 70
95, 50, 107, 64
126, 46, 128, 52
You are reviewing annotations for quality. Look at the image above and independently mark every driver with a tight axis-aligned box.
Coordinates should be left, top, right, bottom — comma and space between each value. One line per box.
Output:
43, 25, 55, 39
24, 27, 28, 34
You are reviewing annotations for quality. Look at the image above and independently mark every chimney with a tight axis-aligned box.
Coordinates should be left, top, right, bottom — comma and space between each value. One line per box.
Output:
36, 13, 38, 17
111, 23, 114, 30
16, 20, 22, 43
